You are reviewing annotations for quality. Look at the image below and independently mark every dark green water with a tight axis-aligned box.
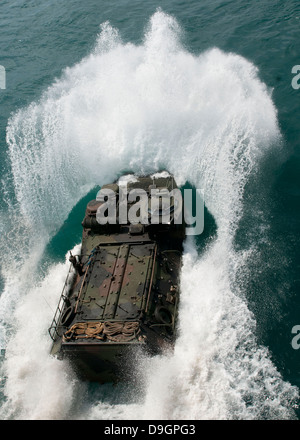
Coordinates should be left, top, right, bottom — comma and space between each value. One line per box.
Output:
0, 0, 299, 420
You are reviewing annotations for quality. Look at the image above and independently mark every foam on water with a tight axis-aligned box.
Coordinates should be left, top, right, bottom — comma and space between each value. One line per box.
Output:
0, 10, 298, 419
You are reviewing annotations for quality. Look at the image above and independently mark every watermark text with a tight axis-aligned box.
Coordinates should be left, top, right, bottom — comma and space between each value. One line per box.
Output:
291, 325, 300, 350
291, 65, 300, 90
0, 65, 6, 89
96, 183, 204, 236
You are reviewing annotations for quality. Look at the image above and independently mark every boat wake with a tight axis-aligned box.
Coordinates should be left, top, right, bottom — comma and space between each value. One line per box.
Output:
0, 10, 298, 419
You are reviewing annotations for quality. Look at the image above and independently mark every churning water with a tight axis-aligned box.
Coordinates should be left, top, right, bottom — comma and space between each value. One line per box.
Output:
0, 8, 299, 419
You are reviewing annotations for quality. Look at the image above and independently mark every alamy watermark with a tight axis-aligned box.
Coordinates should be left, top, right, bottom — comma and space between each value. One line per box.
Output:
95, 183, 204, 236
291, 325, 300, 350
0, 65, 6, 89
291, 65, 300, 90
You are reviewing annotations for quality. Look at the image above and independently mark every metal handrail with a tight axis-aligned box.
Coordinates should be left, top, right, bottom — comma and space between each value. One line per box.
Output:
48, 262, 76, 341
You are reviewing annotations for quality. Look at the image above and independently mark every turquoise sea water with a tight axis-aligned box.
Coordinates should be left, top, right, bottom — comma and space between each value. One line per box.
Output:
0, 0, 300, 420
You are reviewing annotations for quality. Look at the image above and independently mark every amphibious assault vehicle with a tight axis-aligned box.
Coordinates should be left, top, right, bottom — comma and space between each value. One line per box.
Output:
49, 172, 185, 382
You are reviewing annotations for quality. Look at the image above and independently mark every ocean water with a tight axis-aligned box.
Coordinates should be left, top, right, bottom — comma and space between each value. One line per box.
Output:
0, 0, 299, 420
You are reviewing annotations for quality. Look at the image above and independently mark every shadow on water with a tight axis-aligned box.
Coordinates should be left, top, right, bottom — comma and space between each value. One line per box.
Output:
41, 186, 101, 269
42, 177, 218, 270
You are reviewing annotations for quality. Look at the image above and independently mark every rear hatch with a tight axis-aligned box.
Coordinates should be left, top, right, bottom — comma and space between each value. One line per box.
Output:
76, 242, 156, 322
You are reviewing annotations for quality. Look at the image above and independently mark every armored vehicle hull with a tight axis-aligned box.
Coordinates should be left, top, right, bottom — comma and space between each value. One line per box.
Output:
49, 172, 185, 382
